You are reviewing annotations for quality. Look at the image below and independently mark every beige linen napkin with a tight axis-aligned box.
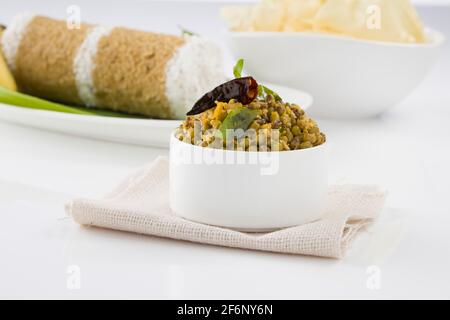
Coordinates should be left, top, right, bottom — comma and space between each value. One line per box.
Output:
66, 157, 386, 259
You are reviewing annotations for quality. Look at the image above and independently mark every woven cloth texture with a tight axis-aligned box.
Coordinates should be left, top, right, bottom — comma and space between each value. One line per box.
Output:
67, 157, 386, 259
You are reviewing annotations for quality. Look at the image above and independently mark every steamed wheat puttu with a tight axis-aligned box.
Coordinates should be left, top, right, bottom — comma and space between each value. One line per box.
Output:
1, 14, 226, 119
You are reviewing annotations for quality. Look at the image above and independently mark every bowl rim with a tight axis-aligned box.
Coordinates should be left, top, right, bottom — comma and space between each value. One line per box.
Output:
170, 130, 328, 155
225, 26, 445, 48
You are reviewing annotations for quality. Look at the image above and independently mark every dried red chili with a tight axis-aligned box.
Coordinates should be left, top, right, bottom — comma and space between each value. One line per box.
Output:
186, 77, 258, 116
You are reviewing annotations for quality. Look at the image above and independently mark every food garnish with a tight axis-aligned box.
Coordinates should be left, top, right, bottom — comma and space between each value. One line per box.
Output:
233, 58, 245, 78
232, 58, 281, 102
219, 107, 258, 139
177, 59, 326, 152
179, 25, 198, 37
186, 76, 258, 116
187, 59, 282, 116
258, 84, 281, 102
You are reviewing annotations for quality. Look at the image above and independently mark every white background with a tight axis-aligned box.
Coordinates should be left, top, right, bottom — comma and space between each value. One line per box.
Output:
1, 1, 450, 299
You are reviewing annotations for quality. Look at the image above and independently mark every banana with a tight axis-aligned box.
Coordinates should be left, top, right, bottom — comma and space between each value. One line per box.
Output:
0, 25, 18, 91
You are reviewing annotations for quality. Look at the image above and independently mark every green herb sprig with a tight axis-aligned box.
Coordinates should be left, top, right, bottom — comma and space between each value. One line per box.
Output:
233, 58, 245, 78
179, 25, 198, 37
219, 107, 258, 139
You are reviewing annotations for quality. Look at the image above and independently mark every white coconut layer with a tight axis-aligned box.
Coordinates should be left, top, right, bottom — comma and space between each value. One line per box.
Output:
1, 13, 36, 72
73, 25, 113, 107
165, 35, 227, 119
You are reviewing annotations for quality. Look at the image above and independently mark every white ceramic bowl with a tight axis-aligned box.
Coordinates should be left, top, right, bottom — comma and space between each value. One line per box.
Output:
225, 28, 445, 118
169, 134, 328, 231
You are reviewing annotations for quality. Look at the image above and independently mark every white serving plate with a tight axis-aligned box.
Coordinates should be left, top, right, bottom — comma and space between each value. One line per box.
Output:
226, 28, 445, 119
0, 83, 312, 148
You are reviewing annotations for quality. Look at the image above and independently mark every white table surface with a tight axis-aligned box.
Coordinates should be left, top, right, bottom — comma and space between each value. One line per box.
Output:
1, 2, 450, 299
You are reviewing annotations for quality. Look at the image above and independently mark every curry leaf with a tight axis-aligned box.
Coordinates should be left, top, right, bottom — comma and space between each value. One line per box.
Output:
179, 25, 197, 37
259, 85, 282, 101
233, 58, 244, 78
220, 107, 258, 140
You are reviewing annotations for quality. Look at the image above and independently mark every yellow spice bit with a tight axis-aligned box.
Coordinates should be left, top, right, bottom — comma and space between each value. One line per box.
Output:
270, 111, 280, 123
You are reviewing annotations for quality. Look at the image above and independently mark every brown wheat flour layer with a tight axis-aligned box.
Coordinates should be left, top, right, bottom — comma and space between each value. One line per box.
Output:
14, 16, 90, 105
1, 14, 226, 119
93, 28, 184, 118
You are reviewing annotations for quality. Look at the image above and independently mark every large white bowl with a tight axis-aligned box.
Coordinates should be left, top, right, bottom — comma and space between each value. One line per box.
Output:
169, 135, 328, 231
225, 28, 445, 118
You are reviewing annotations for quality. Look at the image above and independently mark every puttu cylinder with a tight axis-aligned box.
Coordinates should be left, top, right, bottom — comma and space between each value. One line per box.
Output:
1, 14, 226, 119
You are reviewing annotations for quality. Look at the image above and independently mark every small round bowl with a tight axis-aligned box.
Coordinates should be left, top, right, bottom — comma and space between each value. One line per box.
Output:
225, 28, 445, 119
169, 134, 328, 231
